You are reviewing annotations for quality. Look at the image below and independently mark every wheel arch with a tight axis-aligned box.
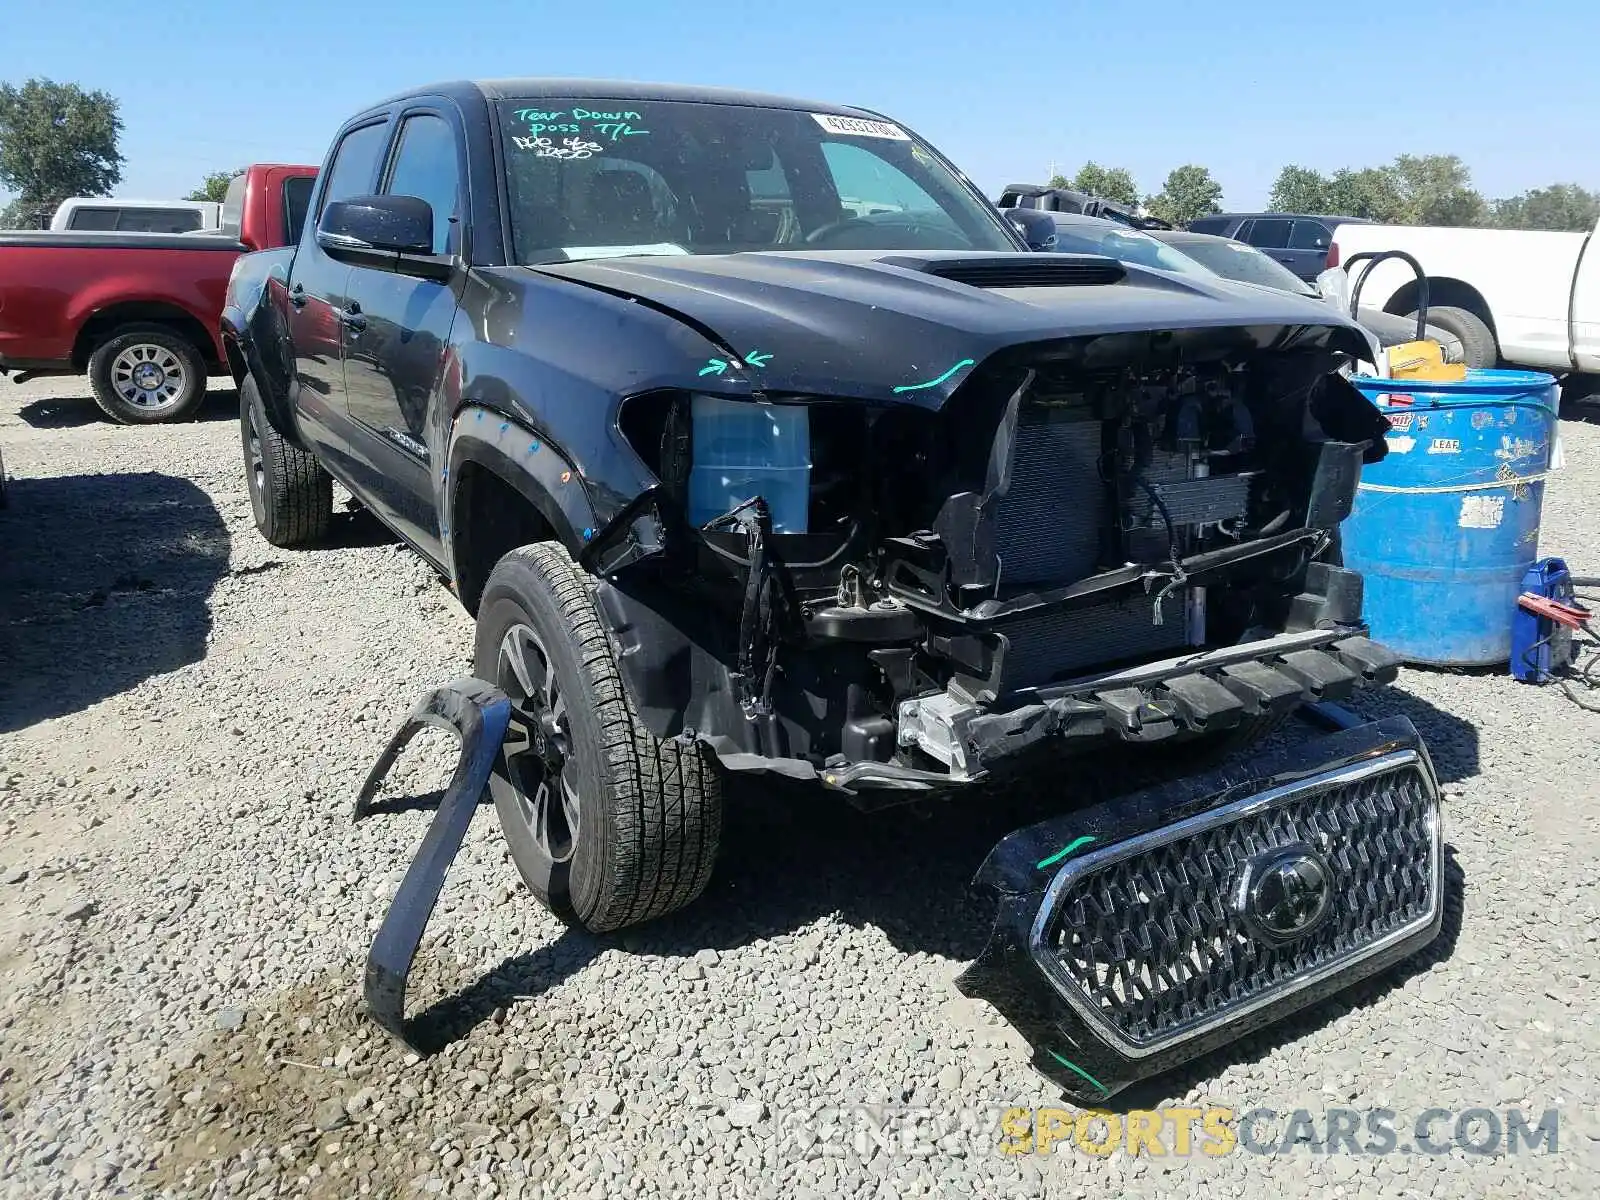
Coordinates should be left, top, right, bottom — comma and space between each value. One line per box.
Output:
71, 301, 221, 370
1384, 276, 1498, 337
447, 411, 599, 614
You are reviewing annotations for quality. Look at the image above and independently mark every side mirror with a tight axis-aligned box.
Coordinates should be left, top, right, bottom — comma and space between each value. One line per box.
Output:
316, 195, 454, 280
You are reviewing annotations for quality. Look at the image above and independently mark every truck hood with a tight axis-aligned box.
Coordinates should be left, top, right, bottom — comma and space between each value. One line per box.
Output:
528, 250, 1371, 406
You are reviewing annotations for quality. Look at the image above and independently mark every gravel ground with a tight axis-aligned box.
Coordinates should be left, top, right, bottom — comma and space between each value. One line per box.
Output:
1, 375, 1597, 1199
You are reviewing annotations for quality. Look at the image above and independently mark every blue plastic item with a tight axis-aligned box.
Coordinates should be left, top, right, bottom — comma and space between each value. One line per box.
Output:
1341, 368, 1560, 666
687, 395, 811, 533
1510, 556, 1578, 683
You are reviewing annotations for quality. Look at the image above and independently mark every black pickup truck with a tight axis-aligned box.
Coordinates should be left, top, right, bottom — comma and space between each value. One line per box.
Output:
223, 79, 1447, 1100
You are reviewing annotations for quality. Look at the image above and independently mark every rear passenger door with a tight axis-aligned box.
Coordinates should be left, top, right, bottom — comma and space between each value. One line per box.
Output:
1285, 219, 1335, 281
1243, 217, 1298, 274
1245, 217, 1330, 282
338, 108, 465, 560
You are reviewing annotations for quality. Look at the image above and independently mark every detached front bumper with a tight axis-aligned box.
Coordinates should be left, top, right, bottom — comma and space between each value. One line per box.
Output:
828, 625, 1400, 799
957, 715, 1445, 1103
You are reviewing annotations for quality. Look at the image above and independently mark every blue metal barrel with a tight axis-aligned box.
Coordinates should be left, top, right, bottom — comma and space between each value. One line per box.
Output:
1341, 368, 1560, 666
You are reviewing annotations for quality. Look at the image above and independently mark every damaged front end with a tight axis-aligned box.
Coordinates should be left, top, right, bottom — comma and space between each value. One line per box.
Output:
353, 302, 1447, 1082
956, 715, 1445, 1102
587, 321, 1400, 800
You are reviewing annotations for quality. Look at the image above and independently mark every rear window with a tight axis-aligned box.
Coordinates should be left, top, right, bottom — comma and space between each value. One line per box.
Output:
70, 207, 204, 233
1186, 216, 1231, 235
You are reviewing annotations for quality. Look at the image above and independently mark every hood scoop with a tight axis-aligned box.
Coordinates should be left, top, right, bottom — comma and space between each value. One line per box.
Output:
908, 255, 1127, 290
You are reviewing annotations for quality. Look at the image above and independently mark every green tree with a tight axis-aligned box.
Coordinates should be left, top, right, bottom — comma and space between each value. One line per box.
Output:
1146, 165, 1223, 227
1046, 173, 1069, 189
186, 168, 244, 204
0, 78, 124, 220
1069, 161, 1140, 206
1324, 167, 1406, 222
1268, 165, 1330, 213
0, 195, 53, 229
1491, 184, 1600, 232
1389, 154, 1485, 226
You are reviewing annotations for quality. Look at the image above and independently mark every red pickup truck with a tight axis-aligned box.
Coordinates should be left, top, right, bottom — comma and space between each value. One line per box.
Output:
0, 163, 316, 423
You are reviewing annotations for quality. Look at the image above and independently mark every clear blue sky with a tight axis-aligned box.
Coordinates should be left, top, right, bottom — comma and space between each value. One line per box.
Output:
5, 0, 1598, 209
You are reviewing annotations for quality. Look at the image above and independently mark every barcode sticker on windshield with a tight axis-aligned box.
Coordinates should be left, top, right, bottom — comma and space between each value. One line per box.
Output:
811, 113, 909, 140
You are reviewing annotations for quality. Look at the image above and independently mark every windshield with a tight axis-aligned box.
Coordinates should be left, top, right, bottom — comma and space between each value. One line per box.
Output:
1046, 221, 1214, 279
497, 99, 1018, 264
1171, 237, 1318, 296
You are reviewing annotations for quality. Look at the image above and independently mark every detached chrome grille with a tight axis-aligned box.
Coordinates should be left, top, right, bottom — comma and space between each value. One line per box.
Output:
1029, 750, 1441, 1057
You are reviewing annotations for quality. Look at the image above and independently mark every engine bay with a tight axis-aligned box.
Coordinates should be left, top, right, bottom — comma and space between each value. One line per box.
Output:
608, 335, 1390, 788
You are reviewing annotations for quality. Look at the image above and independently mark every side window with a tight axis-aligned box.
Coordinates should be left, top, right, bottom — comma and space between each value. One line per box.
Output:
318, 122, 391, 218
820, 142, 940, 218
69, 207, 119, 231
382, 113, 462, 255
1289, 220, 1331, 251
1246, 218, 1293, 249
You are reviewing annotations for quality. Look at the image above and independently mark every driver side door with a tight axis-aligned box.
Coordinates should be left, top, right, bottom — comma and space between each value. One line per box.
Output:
337, 108, 466, 562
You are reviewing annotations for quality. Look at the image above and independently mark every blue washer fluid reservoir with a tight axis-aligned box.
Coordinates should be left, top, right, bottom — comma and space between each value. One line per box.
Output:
687, 395, 811, 533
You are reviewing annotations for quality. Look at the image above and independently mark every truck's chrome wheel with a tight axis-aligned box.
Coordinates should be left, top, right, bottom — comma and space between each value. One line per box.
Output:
110, 343, 189, 411
496, 622, 578, 863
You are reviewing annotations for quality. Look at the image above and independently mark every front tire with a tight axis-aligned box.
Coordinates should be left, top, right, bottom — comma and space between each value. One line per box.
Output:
474, 542, 722, 933
87, 324, 208, 424
239, 375, 331, 546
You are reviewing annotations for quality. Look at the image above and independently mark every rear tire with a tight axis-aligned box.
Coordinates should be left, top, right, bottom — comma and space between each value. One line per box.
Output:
239, 375, 331, 546
474, 542, 722, 933
1406, 305, 1497, 369
87, 324, 208, 424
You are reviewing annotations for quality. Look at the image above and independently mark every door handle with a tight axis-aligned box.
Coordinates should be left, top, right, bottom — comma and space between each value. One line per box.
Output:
337, 301, 368, 332
289, 284, 307, 309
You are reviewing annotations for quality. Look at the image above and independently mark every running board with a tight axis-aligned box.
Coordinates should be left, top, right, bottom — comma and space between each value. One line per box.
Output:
353, 676, 511, 1054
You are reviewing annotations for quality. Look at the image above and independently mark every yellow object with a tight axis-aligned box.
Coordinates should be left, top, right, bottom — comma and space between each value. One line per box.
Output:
1386, 339, 1469, 382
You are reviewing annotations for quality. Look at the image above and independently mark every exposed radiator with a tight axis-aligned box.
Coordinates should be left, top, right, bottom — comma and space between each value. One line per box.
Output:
1001, 593, 1190, 690
993, 411, 1105, 585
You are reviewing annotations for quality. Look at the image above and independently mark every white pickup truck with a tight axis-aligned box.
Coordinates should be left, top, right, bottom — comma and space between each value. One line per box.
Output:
1327, 217, 1600, 383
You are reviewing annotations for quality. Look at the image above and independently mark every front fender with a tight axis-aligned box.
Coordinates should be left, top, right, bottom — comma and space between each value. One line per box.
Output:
444, 406, 598, 562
